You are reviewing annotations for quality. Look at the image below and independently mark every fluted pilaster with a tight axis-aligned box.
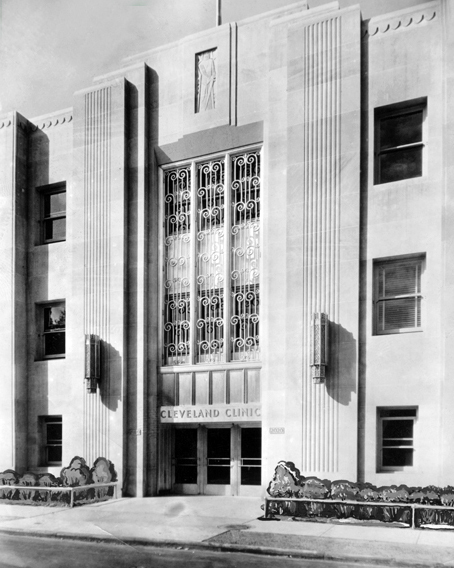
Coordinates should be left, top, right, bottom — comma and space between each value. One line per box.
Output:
72, 79, 126, 472
299, 16, 341, 473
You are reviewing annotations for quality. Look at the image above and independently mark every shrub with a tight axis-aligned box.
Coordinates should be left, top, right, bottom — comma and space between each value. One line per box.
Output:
330, 480, 360, 501
267, 461, 302, 498
299, 477, 330, 499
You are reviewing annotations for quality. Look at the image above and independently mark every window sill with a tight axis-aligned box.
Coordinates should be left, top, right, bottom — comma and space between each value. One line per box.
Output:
374, 328, 423, 336
373, 175, 424, 188
35, 240, 66, 248
159, 361, 262, 373
377, 467, 414, 473
42, 239, 66, 245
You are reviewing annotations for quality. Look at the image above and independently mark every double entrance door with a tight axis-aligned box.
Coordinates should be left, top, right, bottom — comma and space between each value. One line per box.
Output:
172, 425, 261, 496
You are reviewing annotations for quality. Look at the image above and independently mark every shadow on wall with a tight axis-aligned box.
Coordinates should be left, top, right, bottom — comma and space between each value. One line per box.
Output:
26, 126, 50, 471
98, 340, 122, 412
326, 322, 356, 406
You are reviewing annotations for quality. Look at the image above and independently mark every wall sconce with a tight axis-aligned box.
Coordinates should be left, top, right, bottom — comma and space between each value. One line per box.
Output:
85, 334, 101, 393
310, 313, 329, 383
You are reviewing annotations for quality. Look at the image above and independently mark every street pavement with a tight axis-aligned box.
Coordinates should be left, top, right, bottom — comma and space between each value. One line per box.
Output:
0, 533, 394, 568
0, 496, 453, 567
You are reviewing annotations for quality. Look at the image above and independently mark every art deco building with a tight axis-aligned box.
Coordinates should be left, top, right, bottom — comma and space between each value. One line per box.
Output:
1, 0, 453, 497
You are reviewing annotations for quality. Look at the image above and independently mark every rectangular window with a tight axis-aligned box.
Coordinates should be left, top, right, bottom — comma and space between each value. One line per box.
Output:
375, 103, 425, 185
41, 416, 62, 466
162, 149, 261, 366
378, 408, 417, 471
40, 183, 66, 243
374, 257, 423, 335
40, 302, 66, 358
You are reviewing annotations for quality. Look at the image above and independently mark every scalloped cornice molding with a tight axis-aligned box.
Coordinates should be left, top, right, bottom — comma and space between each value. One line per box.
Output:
0, 112, 73, 133
30, 113, 73, 132
363, 2, 437, 38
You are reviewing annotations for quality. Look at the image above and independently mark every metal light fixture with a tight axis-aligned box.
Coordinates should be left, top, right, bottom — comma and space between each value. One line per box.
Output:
85, 334, 101, 393
310, 313, 329, 384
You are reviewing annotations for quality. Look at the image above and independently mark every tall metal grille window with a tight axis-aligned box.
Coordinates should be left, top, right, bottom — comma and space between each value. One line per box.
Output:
230, 153, 260, 361
163, 148, 261, 366
163, 167, 191, 365
197, 160, 225, 362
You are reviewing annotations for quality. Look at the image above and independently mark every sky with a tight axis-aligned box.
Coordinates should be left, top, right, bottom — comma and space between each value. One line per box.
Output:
0, 0, 427, 119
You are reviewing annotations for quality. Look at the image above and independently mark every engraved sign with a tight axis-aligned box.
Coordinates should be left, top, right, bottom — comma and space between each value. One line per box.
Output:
196, 49, 217, 113
160, 404, 261, 423
269, 427, 285, 434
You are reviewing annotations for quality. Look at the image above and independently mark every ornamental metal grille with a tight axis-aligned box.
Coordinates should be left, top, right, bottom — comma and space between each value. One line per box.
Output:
164, 167, 191, 364
196, 159, 225, 362
230, 152, 260, 361
162, 149, 261, 366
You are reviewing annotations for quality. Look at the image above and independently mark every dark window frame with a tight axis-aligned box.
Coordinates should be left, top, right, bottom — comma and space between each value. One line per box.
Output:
38, 300, 66, 360
37, 182, 66, 244
41, 415, 63, 466
377, 407, 417, 472
374, 102, 426, 185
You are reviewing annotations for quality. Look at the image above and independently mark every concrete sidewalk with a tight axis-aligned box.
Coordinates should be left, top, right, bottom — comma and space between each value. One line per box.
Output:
0, 496, 454, 566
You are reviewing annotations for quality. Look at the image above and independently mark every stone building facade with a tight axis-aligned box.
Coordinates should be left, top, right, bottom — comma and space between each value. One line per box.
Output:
1, 0, 453, 497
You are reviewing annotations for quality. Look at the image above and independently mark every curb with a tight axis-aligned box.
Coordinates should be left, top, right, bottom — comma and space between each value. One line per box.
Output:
0, 528, 449, 568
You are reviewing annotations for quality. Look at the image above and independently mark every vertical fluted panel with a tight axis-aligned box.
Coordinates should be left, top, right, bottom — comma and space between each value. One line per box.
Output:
301, 18, 340, 473
83, 87, 112, 463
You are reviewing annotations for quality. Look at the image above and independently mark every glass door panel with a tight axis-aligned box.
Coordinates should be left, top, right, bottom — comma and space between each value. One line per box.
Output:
241, 427, 261, 485
206, 428, 231, 492
173, 428, 198, 493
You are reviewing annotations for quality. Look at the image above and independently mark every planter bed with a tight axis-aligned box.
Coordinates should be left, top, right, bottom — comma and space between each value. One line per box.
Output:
0, 455, 118, 508
0, 482, 118, 508
264, 496, 454, 529
265, 461, 454, 529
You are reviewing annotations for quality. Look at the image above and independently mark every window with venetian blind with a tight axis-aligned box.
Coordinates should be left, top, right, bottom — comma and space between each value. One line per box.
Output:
162, 148, 261, 366
374, 257, 424, 335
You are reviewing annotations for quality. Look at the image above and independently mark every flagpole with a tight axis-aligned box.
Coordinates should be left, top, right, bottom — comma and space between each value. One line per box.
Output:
216, 0, 222, 26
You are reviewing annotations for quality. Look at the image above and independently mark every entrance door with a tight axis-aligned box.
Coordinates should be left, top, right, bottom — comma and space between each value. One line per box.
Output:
204, 428, 231, 495
171, 425, 261, 495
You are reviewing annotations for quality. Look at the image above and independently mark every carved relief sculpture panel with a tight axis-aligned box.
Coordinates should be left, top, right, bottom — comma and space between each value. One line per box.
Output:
196, 49, 217, 113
